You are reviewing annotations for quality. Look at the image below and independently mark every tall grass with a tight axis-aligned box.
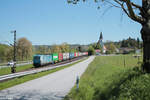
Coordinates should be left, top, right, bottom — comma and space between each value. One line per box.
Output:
65, 55, 150, 100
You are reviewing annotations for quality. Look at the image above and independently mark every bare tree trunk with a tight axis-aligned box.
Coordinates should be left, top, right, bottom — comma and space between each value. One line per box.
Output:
140, 0, 150, 72
141, 23, 150, 72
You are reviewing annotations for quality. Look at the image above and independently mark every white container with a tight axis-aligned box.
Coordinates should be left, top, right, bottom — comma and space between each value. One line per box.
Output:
66, 53, 69, 59
63, 53, 67, 60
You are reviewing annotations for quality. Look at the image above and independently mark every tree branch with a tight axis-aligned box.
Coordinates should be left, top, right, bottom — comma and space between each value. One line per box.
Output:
104, 0, 121, 8
131, 2, 142, 10
121, 3, 130, 17
125, 0, 145, 23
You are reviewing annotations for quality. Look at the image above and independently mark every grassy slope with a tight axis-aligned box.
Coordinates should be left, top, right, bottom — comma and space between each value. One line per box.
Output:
0, 57, 87, 90
65, 55, 150, 100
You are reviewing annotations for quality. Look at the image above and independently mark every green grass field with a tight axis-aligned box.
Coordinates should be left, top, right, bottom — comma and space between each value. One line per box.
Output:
0, 64, 34, 76
0, 57, 87, 90
65, 55, 150, 100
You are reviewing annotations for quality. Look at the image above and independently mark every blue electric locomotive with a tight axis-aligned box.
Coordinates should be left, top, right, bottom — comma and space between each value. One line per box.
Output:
33, 55, 53, 67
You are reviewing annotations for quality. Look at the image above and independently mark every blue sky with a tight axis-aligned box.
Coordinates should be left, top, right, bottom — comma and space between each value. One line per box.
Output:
0, 0, 142, 45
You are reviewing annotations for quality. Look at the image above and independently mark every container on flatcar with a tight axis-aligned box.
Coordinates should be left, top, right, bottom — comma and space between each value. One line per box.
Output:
66, 53, 69, 59
63, 53, 67, 60
47, 55, 53, 63
52, 53, 58, 63
63, 53, 69, 60
83, 52, 88, 56
81, 52, 84, 56
74, 52, 77, 57
69, 52, 74, 59
58, 53, 63, 61
76, 52, 78, 57
85, 52, 88, 56
79, 52, 82, 56
83, 52, 86, 56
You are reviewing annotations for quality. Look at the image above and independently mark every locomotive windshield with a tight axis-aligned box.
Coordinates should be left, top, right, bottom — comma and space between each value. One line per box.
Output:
34, 56, 40, 60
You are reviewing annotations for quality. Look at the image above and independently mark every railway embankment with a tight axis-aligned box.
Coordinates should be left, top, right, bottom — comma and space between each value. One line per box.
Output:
0, 56, 85, 76
65, 55, 150, 100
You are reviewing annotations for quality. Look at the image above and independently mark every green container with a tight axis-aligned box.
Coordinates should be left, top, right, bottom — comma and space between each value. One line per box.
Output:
52, 53, 58, 61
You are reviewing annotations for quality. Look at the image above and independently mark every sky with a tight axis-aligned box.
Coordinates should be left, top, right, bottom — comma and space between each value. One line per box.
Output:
0, 0, 142, 45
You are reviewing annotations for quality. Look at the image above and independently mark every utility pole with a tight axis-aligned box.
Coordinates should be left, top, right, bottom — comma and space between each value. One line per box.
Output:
11, 30, 16, 73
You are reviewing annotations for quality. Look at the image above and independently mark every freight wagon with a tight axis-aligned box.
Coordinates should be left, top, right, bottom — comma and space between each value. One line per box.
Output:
63, 53, 69, 61
58, 53, 63, 61
52, 53, 58, 63
74, 52, 77, 57
69, 52, 74, 59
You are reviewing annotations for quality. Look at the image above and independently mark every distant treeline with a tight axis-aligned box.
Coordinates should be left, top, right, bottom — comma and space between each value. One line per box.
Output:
0, 37, 142, 63
33, 43, 89, 54
112, 37, 142, 49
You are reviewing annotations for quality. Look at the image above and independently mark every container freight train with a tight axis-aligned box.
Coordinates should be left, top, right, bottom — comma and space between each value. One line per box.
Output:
33, 52, 88, 67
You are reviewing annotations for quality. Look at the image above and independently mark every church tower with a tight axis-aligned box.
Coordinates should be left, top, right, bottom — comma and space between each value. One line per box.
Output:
99, 32, 103, 48
97, 32, 106, 53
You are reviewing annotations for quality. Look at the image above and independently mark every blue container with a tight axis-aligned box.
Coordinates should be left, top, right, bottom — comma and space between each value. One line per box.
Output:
69, 52, 74, 59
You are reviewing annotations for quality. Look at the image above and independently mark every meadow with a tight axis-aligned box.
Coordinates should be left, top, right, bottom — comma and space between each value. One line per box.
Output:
0, 64, 34, 76
65, 55, 150, 100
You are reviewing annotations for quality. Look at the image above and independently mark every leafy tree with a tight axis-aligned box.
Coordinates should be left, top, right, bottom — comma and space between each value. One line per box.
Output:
0, 44, 13, 62
92, 43, 98, 49
90, 43, 103, 53
70, 48, 77, 52
17, 38, 32, 61
121, 37, 138, 48
36, 45, 47, 54
68, 0, 150, 72
33, 45, 52, 54
105, 43, 116, 54
88, 45, 95, 55
5, 47, 13, 61
60, 43, 70, 53
51, 44, 62, 53
78, 46, 81, 52
111, 37, 141, 49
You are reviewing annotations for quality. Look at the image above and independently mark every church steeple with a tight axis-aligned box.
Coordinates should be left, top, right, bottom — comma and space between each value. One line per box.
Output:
96, 32, 106, 54
97, 32, 103, 48
100, 32, 103, 40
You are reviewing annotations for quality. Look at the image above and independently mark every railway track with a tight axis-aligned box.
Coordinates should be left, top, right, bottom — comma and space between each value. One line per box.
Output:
0, 56, 86, 82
